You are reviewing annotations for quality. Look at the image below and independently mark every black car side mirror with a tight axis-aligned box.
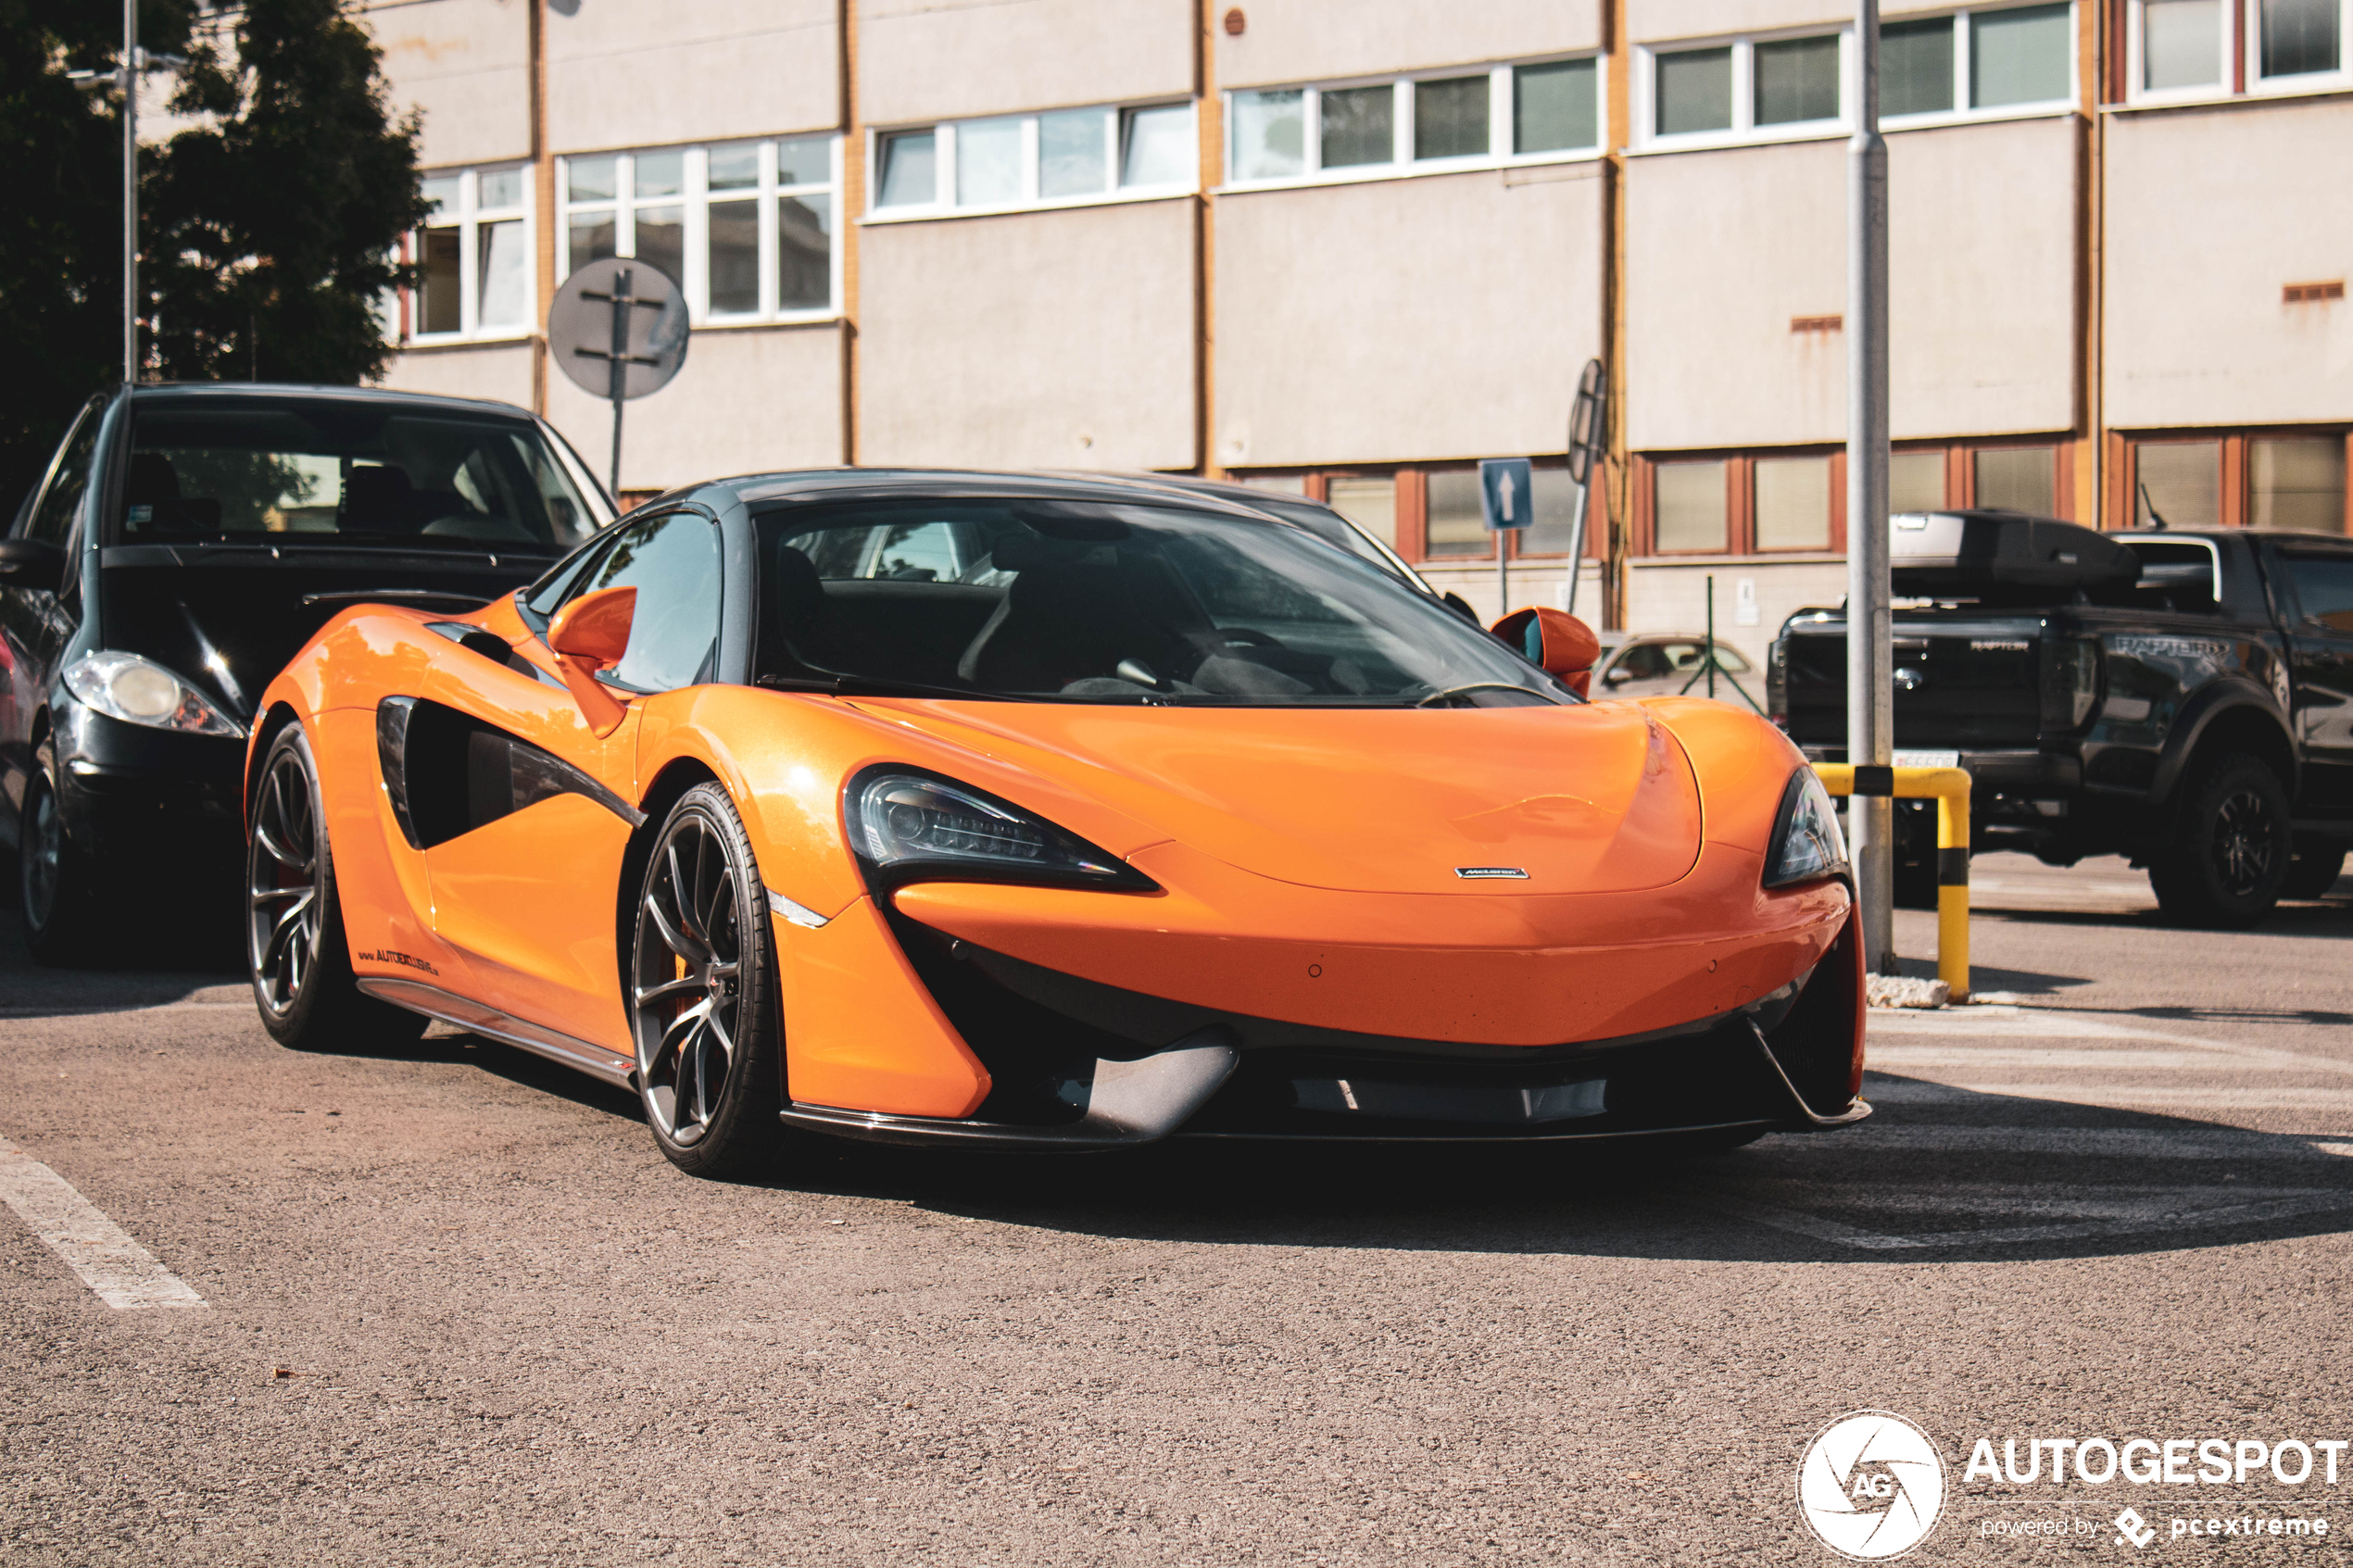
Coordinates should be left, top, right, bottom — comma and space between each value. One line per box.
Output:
0, 538, 66, 594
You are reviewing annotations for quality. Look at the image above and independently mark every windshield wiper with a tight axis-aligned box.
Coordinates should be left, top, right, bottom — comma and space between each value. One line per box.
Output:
755, 673, 1032, 703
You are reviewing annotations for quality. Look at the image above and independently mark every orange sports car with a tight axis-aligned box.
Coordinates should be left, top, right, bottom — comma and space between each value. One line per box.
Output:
244, 470, 1865, 1176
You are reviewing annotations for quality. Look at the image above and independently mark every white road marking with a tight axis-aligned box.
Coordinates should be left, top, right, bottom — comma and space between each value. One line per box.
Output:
1868, 1006, 2353, 1079
1869, 1046, 2311, 1073
1827, 1124, 2353, 1160
0, 1136, 206, 1310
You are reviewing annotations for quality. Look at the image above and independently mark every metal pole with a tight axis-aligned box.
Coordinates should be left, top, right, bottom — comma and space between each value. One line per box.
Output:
122, 0, 137, 383
1563, 479, 1591, 618
608, 268, 630, 501
1706, 575, 1718, 699
1847, 0, 1894, 974
1496, 535, 1508, 621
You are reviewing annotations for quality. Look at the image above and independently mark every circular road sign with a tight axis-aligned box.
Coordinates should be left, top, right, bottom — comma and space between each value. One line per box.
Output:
547, 257, 689, 401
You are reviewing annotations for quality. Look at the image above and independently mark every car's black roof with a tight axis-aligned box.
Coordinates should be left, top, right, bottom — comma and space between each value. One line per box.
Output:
125, 381, 545, 422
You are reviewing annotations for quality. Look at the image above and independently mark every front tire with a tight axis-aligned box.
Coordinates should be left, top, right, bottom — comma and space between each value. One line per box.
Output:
2148, 752, 2292, 930
629, 784, 786, 1178
246, 723, 426, 1050
19, 737, 102, 964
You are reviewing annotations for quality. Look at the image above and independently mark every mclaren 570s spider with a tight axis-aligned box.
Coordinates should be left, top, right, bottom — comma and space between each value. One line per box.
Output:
243, 470, 1866, 1176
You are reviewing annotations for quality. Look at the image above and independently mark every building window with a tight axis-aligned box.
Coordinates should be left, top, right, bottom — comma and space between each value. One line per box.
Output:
1226, 57, 1601, 189
2139, 0, 2229, 91
1424, 470, 1492, 557
1644, 33, 1844, 145
870, 102, 1196, 219
1975, 445, 2059, 513
1755, 454, 1833, 549
2256, 0, 2348, 83
1325, 475, 1398, 551
2123, 431, 2349, 531
559, 136, 837, 322
1891, 449, 1949, 511
2127, 0, 2347, 96
1655, 460, 1731, 553
2133, 440, 2223, 526
409, 166, 531, 343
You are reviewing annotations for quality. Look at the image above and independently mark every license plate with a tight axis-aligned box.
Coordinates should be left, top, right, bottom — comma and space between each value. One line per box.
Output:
1894, 750, 1960, 769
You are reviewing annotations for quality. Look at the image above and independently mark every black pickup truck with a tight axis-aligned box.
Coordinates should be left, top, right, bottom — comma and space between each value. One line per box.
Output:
1768, 510, 2353, 927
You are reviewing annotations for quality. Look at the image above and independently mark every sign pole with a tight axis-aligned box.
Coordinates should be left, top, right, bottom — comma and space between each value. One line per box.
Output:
1847, 0, 1895, 973
1563, 480, 1590, 617
607, 266, 631, 500
122, 0, 136, 383
1497, 526, 1508, 621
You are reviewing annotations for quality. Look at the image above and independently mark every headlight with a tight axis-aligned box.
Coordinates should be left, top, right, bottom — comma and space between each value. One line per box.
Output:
847, 768, 1156, 893
1764, 767, 1849, 888
63, 651, 245, 739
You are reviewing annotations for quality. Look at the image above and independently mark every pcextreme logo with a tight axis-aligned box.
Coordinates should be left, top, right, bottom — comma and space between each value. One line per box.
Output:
1796, 1410, 1948, 1561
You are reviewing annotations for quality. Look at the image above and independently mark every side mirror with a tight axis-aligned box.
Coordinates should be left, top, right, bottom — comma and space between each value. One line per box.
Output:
1492, 607, 1601, 699
546, 585, 635, 735
0, 537, 67, 595
1602, 666, 1633, 687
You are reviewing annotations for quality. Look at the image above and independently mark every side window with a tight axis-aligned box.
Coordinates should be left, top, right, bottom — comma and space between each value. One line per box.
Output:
22, 408, 101, 547
2282, 549, 2353, 636
572, 510, 721, 692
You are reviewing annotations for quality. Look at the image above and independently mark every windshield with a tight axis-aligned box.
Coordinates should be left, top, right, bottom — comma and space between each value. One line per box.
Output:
120, 399, 608, 551
752, 499, 1569, 708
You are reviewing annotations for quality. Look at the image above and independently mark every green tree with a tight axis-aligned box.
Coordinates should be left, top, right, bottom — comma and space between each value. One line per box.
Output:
147, 0, 429, 385
0, 0, 425, 515
0, 0, 196, 513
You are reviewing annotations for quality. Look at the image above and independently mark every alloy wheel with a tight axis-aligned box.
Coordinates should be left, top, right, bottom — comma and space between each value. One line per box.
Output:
2208, 785, 2280, 898
633, 809, 747, 1149
248, 747, 323, 1014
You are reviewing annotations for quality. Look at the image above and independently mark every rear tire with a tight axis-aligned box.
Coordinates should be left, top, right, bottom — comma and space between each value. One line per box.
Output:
2283, 844, 2347, 901
2148, 752, 2292, 930
246, 723, 427, 1051
629, 784, 787, 1178
19, 738, 102, 964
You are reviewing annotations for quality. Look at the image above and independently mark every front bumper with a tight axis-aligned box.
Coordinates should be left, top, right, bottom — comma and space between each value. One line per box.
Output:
51, 703, 245, 877
780, 900, 1869, 1149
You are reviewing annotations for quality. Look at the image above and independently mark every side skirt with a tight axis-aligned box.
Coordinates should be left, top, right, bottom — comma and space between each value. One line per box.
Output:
356, 976, 636, 1089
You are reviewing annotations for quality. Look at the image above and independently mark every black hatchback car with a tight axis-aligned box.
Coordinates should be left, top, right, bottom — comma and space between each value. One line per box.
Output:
0, 383, 614, 960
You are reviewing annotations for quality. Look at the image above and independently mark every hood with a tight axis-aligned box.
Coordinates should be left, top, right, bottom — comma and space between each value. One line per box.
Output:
96, 544, 550, 721
846, 700, 1703, 896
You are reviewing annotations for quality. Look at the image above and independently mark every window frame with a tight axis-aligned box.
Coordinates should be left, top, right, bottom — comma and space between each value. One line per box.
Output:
2115, 426, 2353, 533
2246, 0, 2353, 93
2127, 0, 2239, 100
1220, 55, 1606, 194
1632, 449, 1853, 558
863, 100, 1199, 222
1878, 3, 2082, 129
407, 164, 535, 346
556, 136, 843, 327
1636, 27, 1852, 152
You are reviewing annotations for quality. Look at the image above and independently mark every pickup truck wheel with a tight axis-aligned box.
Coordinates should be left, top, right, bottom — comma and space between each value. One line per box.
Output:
2148, 752, 2292, 929
2283, 844, 2347, 901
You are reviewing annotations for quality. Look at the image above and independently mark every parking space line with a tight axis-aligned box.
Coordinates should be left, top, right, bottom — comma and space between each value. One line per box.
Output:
1869, 1007, 2353, 1078
1697, 1186, 2353, 1252
0, 1136, 206, 1311
1869, 1046, 2309, 1072
1864, 1081, 2353, 1112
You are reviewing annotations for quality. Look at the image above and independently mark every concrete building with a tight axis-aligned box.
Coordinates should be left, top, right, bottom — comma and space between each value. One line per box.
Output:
364, 0, 2353, 666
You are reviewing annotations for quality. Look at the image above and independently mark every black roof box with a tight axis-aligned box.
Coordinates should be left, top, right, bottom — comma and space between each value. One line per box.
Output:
1889, 509, 2141, 601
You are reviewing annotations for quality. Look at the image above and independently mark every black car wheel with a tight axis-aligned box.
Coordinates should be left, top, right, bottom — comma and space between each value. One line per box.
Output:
630, 784, 787, 1178
246, 723, 426, 1050
19, 737, 102, 964
2283, 843, 2347, 901
2148, 752, 2292, 929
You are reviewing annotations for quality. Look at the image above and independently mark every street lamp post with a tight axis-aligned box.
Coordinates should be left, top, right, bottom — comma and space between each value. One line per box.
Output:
1847, 0, 1895, 974
71, 5, 183, 383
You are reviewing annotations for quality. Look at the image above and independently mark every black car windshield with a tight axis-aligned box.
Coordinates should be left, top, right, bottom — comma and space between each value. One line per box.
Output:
120, 398, 606, 550
752, 499, 1570, 708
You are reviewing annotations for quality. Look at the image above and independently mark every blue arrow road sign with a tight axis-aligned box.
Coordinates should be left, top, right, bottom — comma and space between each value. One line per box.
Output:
1480, 458, 1533, 532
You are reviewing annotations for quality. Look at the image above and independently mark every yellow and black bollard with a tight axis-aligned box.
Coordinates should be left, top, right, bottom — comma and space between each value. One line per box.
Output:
1811, 763, 1970, 1002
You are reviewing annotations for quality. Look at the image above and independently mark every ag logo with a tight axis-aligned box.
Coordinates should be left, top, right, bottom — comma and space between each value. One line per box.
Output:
1796, 1410, 1946, 1560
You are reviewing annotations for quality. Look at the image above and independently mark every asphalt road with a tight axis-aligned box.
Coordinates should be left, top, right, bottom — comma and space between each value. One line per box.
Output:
4, 853, 2351, 1566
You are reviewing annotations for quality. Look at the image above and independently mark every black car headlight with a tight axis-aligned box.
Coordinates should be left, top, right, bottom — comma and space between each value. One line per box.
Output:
63, 651, 245, 739
846, 767, 1157, 894
1764, 767, 1849, 888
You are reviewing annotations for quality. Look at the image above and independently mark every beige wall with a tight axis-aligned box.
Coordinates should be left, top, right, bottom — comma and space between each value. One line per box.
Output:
380, 342, 538, 410
365, 0, 533, 169
1216, 0, 1600, 89
1215, 166, 1605, 469
1628, 117, 2076, 451
2106, 98, 2353, 430
860, 0, 1192, 126
857, 202, 1196, 470
543, 325, 846, 492
546, 0, 838, 153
